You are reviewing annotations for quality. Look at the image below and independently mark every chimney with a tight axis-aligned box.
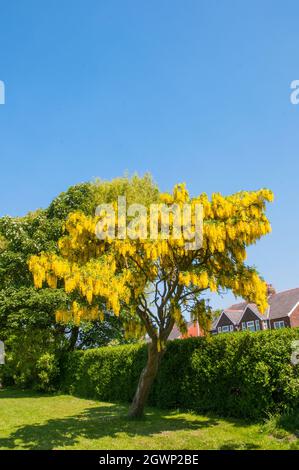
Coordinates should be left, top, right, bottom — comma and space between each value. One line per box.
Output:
267, 283, 276, 298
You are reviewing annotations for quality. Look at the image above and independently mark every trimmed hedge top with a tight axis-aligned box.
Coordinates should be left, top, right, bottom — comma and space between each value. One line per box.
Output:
60, 328, 299, 419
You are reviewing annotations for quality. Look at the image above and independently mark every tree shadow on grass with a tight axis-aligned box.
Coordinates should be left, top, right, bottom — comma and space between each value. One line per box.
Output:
219, 441, 260, 450
0, 389, 269, 450
0, 402, 222, 450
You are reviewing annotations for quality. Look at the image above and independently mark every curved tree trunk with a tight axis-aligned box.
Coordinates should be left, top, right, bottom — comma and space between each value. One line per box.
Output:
68, 326, 79, 351
128, 340, 162, 418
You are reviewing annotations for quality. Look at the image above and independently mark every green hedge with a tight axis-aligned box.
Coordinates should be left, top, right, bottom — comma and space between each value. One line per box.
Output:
60, 328, 299, 419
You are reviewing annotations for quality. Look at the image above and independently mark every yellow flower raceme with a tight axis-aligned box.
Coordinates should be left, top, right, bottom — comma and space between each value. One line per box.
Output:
28, 185, 273, 324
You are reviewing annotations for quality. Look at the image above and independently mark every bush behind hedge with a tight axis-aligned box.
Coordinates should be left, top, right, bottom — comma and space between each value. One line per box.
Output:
60, 328, 299, 419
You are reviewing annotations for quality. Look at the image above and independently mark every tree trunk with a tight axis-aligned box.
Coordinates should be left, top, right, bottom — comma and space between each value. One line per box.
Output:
68, 326, 79, 351
128, 340, 162, 418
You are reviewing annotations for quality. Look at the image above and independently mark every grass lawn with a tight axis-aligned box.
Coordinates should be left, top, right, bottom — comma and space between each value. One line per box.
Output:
0, 389, 298, 450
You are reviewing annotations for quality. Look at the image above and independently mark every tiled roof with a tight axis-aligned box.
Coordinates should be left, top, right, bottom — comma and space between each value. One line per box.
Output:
168, 324, 181, 340
229, 301, 247, 311
168, 321, 203, 339
222, 309, 244, 325
268, 288, 299, 319
228, 287, 299, 321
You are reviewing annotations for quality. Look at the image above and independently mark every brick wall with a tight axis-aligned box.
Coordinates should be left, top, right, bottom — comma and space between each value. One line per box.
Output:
290, 304, 299, 328
269, 316, 291, 329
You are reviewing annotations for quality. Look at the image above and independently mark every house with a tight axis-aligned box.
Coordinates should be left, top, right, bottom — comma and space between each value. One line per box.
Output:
212, 286, 299, 334
168, 321, 205, 340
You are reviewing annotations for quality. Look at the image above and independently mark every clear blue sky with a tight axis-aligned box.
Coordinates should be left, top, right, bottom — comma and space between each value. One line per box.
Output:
0, 1, 298, 309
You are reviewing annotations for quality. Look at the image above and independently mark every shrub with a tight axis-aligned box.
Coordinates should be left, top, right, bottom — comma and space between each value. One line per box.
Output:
1, 330, 61, 391
60, 344, 146, 401
60, 328, 299, 419
36, 352, 60, 392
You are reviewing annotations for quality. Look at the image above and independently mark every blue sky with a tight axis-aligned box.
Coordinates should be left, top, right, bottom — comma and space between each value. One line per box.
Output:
0, 1, 298, 309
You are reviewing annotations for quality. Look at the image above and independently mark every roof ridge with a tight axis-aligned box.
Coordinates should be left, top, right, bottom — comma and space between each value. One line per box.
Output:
224, 309, 244, 313
271, 287, 299, 296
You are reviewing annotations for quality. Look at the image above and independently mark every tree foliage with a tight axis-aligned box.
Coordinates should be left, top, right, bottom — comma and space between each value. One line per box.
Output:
1, 176, 158, 388
29, 182, 273, 416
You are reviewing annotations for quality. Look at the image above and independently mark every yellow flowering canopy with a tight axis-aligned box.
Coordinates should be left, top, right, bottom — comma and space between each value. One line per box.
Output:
29, 184, 273, 348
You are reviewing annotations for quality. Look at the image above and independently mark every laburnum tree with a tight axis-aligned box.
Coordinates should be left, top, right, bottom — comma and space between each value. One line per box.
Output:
29, 183, 273, 417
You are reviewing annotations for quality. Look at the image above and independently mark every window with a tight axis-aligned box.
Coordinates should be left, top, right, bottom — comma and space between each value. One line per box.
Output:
246, 321, 255, 332
255, 320, 260, 331
274, 321, 285, 329
218, 325, 233, 334
242, 322, 246, 331
262, 321, 268, 330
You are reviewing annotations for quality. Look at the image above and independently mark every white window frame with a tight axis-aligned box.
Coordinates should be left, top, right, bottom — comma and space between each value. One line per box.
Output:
274, 321, 285, 329
218, 327, 222, 333
229, 325, 234, 332
221, 325, 230, 333
241, 322, 246, 331
255, 320, 260, 331
246, 321, 255, 332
